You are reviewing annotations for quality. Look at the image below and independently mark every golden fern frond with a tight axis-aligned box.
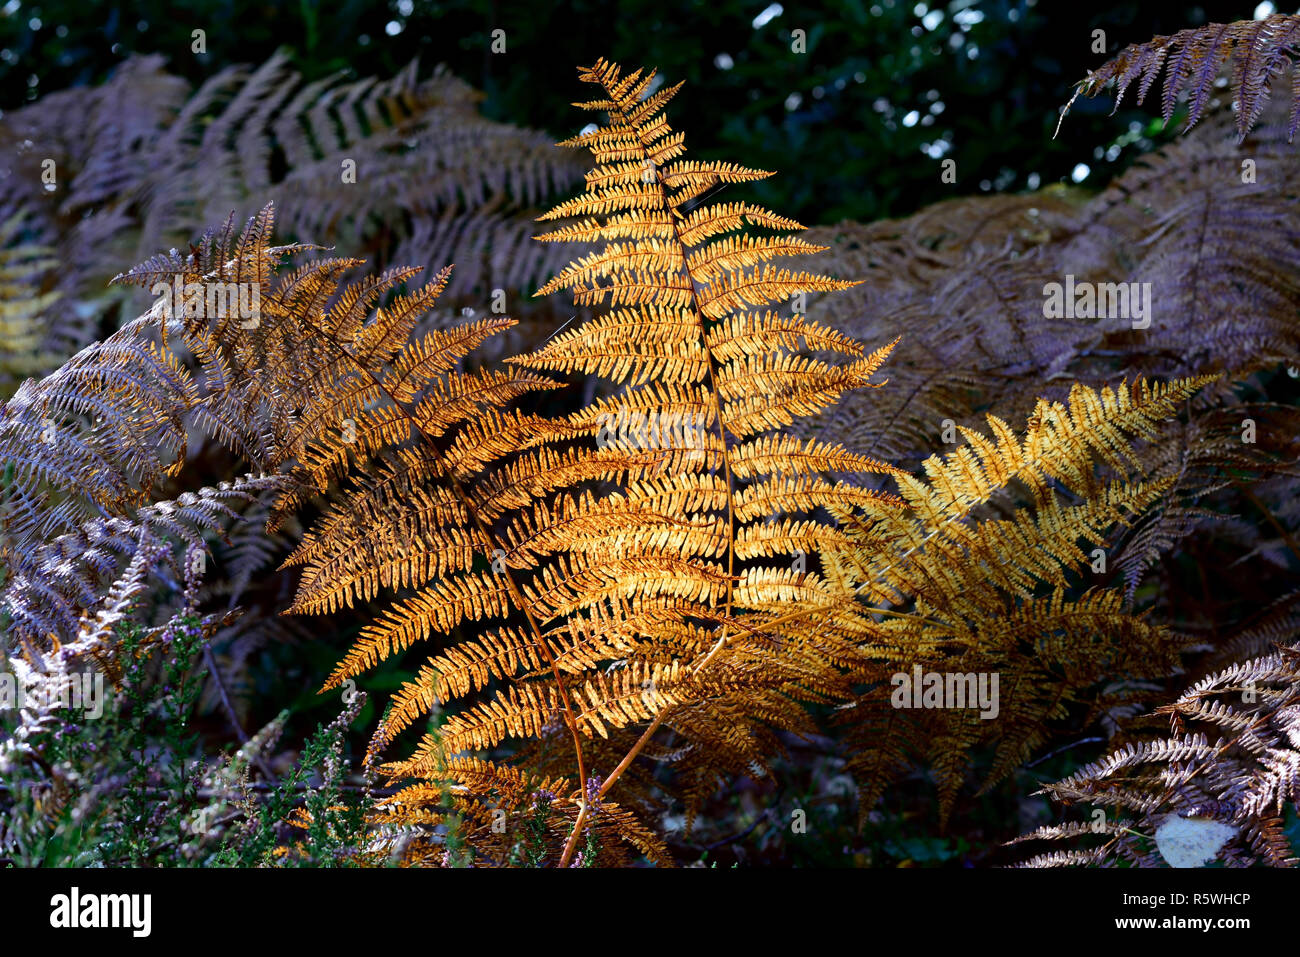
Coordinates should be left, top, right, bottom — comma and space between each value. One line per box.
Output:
1058, 12, 1300, 140
831, 378, 1210, 821
260, 58, 1224, 862
875, 377, 1214, 547
272, 57, 907, 861
498, 56, 905, 823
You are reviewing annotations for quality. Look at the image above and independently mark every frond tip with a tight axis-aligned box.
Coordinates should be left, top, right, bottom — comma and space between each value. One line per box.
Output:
1057, 13, 1300, 140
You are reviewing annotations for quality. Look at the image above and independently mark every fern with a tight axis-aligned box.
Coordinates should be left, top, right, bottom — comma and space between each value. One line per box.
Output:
1058, 12, 1300, 140
0, 51, 589, 381
830, 377, 1211, 819
1011, 641, 1300, 867
0, 303, 195, 549
268, 57, 905, 862
807, 97, 1300, 619
0, 50, 1270, 867
258, 58, 1217, 862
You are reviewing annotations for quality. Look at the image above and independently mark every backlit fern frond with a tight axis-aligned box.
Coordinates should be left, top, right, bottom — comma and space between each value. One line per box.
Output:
831, 378, 1210, 819
277, 57, 1218, 863
497, 55, 905, 828
276, 56, 907, 863
1058, 12, 1300, 139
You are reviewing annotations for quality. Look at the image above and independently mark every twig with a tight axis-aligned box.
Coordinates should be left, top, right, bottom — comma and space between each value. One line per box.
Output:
683, 808, 776, 853
201, 641, 277, 782
1025, 736, 1105, 769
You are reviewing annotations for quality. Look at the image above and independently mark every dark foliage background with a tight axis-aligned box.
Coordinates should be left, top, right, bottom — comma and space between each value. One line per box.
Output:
0, 0, 1265, 223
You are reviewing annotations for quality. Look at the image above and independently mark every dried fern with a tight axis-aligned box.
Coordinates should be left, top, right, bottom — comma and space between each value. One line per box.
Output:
259, 58, 1219, 862
2, 46, 1283, 867
1011, 642, 1300, 867
0, 51, 589, 381
807, 98, 1300, 621
1058, 12, 1300, 140
831, 377, 1211, 820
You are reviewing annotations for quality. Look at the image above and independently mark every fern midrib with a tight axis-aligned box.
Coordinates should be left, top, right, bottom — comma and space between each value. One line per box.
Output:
601, 81, 739, 670
552, 73, 749, 865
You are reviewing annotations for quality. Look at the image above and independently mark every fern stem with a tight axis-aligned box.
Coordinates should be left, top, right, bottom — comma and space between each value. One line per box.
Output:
559, 805, 589, 868
599, 709, 671, 801
559, 69, 741, 864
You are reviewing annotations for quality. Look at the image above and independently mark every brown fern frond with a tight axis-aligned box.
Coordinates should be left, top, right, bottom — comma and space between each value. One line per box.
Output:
831, 378, 1210, 821
269, 57, 909, 861
1058, 13, 1300, 140
1012, 641, 1300, 866
0, 52, 590, 384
